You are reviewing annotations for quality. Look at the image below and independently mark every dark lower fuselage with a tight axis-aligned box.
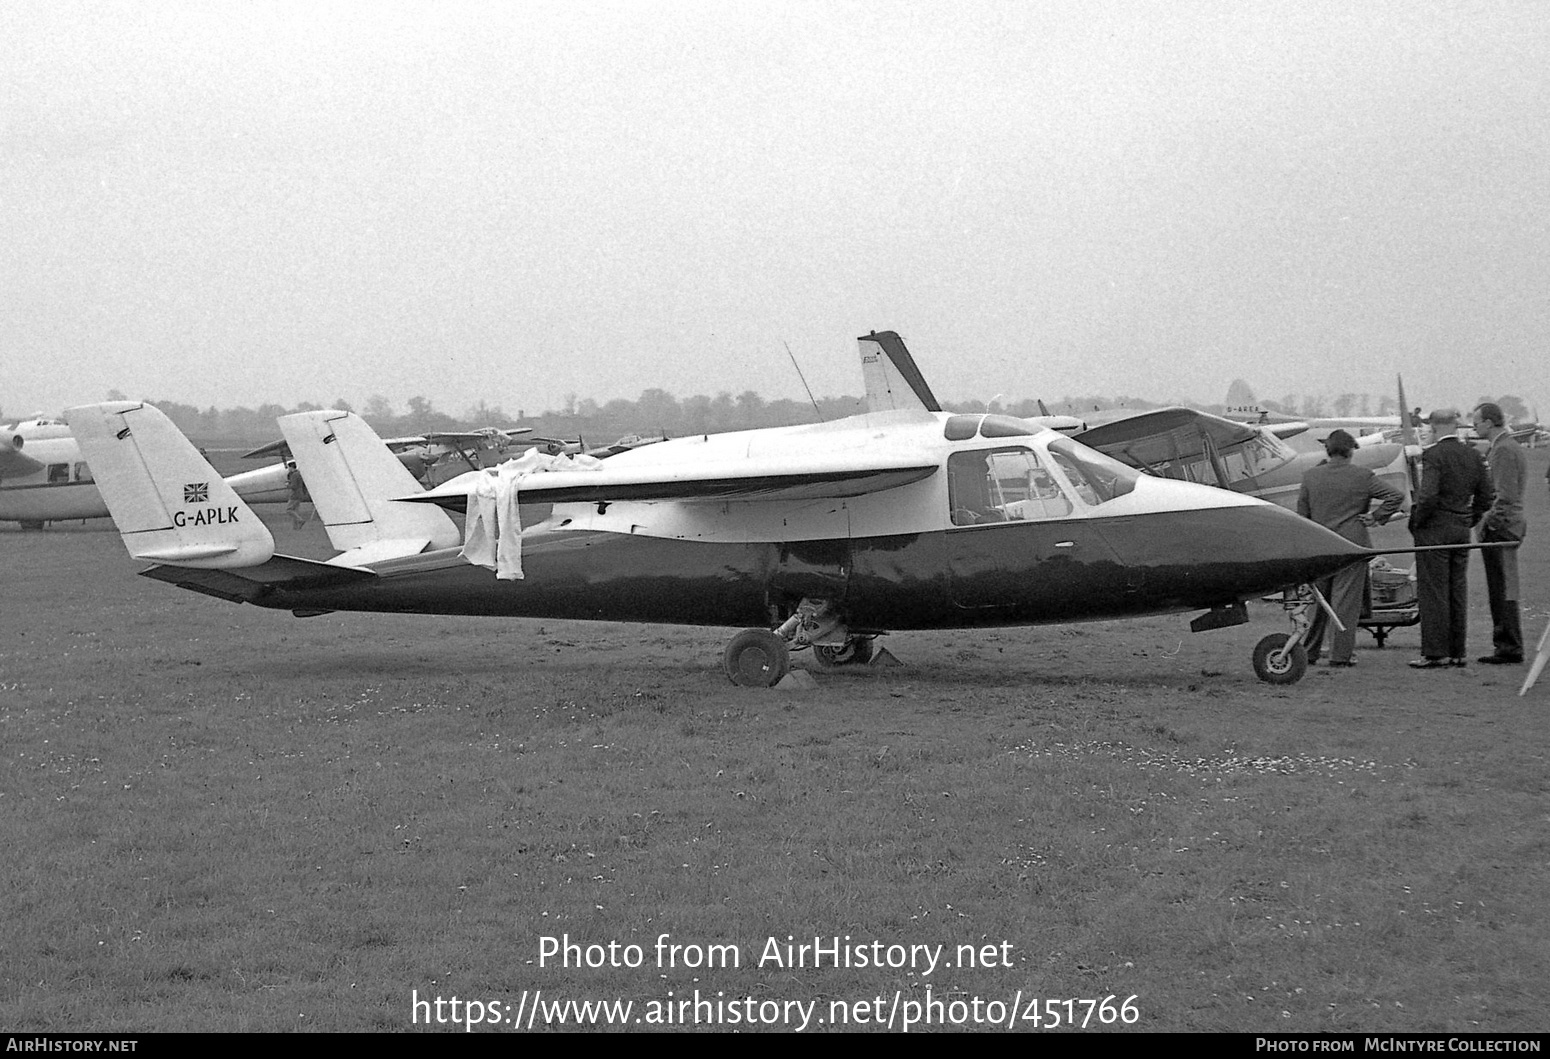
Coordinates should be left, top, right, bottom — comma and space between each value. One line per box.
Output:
246, 505, 1366, 632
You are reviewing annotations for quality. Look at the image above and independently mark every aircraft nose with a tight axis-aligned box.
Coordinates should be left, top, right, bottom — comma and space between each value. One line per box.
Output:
1251, 502, 1370, 583
1097, 495, 1370, 609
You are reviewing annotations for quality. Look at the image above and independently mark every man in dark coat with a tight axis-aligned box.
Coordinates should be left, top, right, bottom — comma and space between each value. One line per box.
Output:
1297, 429, 1405, 666
1407, 409, 1494, 668
1471, 402, 1527, 663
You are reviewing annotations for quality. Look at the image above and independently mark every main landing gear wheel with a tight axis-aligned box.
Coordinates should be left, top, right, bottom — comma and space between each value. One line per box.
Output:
1253, 633, 1308, 685
809, 637, 876, 671
724, 629, 790, 687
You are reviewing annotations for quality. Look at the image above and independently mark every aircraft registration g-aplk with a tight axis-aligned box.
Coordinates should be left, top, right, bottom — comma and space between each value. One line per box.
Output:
66, 332, 1380, 686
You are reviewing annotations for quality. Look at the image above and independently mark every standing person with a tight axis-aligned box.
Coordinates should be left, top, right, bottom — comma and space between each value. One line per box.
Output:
1407, 409, 1494, 668
285, 460, 313, 530
1471, 402, 1527, 663
1297, 429, 1405, 667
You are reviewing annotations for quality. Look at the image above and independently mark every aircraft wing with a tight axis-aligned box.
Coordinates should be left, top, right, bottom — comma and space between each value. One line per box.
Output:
0, 444, 46, 478
1266, 422, 1310, 440
244, 433, 462, 460
420, 432, 487, 446
422, 429, 533, 445
238, 440, 291, 458
397, 455, 938, 513
1075, 407, 1264, 467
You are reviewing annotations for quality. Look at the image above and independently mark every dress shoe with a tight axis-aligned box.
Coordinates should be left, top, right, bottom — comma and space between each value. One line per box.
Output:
1477, 654, 1524, 665
1408, 658, 1450, 669
1448, 658, 1468, 668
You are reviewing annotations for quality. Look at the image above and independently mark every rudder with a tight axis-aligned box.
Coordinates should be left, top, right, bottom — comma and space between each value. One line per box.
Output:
63, 402, 274, 568
858, 330, 942, 413
279, 410, 461, 561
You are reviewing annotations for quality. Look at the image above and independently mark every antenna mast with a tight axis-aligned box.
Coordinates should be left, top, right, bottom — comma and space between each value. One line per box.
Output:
783, 340, 824, 421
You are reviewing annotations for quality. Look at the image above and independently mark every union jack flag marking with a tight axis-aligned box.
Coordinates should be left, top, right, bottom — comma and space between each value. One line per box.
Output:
184, 483, 209, 504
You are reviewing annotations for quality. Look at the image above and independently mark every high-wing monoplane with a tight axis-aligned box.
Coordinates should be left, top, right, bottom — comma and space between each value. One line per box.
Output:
1070, 406, 1410, 511
67, 332, 1384, 686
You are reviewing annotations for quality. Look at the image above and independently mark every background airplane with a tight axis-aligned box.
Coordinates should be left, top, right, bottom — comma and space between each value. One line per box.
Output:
1066, 406, 1410, 512
2, 414, 74, 441
526, 432, 670, 458
68, 332, 1371, 686
0, 420, 296, 529
241, 426, 533, 489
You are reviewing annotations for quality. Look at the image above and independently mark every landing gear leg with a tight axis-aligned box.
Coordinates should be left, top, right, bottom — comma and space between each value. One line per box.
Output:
1252, 584, 1337, 685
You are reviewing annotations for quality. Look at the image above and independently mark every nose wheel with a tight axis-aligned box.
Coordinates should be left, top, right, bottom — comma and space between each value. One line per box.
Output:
1251, 583, 1338, 685
1253, 632, 1308, 685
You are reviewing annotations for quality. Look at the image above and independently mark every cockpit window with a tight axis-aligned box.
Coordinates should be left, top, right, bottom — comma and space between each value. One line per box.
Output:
944, 415, 981, 441
943, 413, 1037, 441
74, 462, 93, 483
1046, 437, 1140, 502
48, 463, 69, 484
978, 414, 1036, 438
948, 447, 1074, 526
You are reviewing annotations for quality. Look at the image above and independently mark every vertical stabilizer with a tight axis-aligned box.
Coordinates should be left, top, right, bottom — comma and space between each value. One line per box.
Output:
63, 402, 275, 567
858, 331, 942, 413
280, 411, 461, 560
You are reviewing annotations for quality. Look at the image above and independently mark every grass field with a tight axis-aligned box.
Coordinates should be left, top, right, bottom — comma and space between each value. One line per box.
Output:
2, 450, 1548, 1032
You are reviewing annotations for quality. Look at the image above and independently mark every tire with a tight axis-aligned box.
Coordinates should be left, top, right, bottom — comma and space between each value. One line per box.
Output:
723, 629, 790, 687
1253, 633, 1308, 685
810, 637, 876, 671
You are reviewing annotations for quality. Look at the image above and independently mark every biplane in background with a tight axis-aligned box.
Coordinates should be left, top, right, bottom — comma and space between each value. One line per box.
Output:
67, 331, 1378, 687
239, 426, 534, 492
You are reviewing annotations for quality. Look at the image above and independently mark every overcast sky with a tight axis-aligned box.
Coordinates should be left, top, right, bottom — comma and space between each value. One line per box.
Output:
4, 1, 1546, 421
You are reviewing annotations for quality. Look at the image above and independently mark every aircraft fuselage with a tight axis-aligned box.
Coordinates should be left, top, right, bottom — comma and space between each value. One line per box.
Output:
186, 413, 1368, 633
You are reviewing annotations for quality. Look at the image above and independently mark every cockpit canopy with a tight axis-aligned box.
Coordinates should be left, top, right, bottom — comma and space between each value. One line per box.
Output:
944, 420, 1141, 526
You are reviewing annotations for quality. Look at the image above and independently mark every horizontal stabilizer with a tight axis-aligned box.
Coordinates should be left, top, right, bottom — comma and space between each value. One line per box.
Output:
140, 553, 376, 604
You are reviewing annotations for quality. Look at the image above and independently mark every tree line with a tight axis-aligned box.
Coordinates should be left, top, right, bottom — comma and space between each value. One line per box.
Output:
5, 385, 1535, 446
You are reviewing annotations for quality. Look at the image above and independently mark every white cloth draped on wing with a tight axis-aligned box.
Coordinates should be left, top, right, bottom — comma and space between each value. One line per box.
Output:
459, 450, 604, 579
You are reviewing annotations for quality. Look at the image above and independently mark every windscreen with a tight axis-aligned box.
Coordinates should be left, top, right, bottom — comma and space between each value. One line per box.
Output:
1046, 436, 1140, 503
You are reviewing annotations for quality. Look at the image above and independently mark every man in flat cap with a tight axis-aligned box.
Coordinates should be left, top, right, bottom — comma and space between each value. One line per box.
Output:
1297, 429, 1405, 667
1407, 409, 1494, 668
1471, 402, 1527, 663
